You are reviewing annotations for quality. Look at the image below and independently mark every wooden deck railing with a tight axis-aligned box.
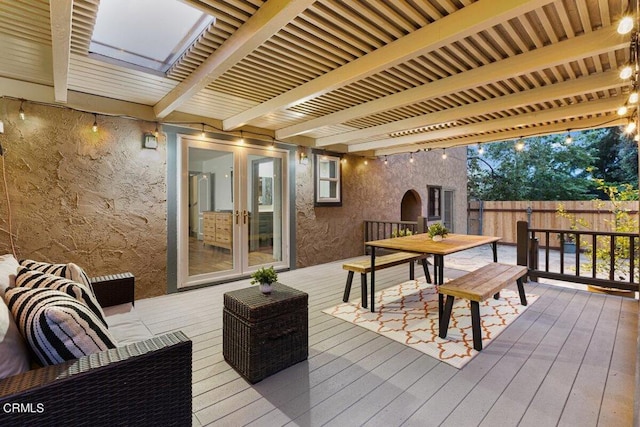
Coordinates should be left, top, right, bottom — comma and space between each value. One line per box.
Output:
516, 220, 639, 293
363, 218, 428, 253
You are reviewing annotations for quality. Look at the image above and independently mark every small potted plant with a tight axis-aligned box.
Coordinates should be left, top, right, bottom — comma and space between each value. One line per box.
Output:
250, 266, 278, 294
427, 223, 449, 242
391, 228, 413, 238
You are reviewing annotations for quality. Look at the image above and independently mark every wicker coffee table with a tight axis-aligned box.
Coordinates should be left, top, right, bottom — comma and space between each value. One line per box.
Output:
223, 283, 308, 383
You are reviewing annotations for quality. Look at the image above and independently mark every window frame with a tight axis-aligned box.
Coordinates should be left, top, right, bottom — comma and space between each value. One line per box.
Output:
427, 185, 442, 220
314, 153, 342, 207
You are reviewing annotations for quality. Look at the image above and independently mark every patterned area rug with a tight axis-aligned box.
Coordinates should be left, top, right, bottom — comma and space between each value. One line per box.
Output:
323, 278, 538, 369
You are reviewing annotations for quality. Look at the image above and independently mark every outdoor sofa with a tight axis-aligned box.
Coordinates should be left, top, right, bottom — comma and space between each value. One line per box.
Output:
0, 255, 192, 426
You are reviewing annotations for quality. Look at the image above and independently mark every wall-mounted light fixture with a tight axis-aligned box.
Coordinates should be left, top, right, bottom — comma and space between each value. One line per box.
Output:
299, 147, 309, 165
143, 133, 158, 149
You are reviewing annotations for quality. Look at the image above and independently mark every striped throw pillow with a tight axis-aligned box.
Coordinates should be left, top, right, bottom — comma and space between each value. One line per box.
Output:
15, 267, 107, 328
19, 259, 93, 293
4, 287, 117, 366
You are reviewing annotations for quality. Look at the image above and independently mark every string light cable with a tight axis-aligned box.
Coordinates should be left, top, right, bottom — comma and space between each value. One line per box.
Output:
2, 96, 631, 164
0, 142, 17, 258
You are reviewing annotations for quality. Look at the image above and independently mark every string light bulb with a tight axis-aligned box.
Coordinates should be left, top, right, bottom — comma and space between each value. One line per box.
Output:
18, 100, 25, 120
409, 152, 414, 163
618, 105, 629, 116
620, 65, 634, 80
477, 144, 484, 155
515, 138, 525, 151
384, 155, 388, 165
364, 159, 368, 165
154, 122, 159, 138
565, 130, 573, 144
625, 119, 637, 134
239, 130, 244, 144
618, 16, 634, 35
201, 123, 206, 138
630, 89, 639, 104
441, 149, 447, 159
92, 114, 98, 133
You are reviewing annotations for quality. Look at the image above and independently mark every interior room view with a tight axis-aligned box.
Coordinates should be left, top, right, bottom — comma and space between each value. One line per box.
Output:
0, 0, 638, 426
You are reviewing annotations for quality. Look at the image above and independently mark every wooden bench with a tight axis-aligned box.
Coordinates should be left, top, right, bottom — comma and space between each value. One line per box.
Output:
438, 263, 528, 351
342, 252, 431, 308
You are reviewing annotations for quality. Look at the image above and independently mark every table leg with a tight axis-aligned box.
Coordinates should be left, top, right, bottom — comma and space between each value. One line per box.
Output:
436, 255, 444, 286
491, 242, 498, 262
370, 246, 376, 312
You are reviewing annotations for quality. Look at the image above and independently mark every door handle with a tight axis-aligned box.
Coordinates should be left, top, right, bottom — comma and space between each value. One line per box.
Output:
234, 210, 240, 225
243, 210, 248, 224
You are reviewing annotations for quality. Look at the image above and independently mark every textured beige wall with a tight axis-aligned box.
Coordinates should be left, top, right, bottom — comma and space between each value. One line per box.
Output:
295, 149, 468, 267
0, 99, 467, 297
0, 99, 167, 298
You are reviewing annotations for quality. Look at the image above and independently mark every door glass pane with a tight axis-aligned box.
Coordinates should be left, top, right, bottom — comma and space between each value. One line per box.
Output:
247, 154, 283, 267
188, 147, 235, 276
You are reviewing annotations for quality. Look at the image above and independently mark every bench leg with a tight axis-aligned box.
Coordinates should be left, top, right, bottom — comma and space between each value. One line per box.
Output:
343, 271, 354, 302
438, 295, 455, 339
409, 261, 415, 280
361, 273, 368, 309
421, 258, 432, 284
471, 301, 482, 351
517, 278, 527, 306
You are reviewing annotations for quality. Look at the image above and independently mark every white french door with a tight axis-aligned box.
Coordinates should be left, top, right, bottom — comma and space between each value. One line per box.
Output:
177, 136, 289, 289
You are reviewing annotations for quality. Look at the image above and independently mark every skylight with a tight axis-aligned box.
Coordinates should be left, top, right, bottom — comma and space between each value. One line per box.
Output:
90, 0, 215, 73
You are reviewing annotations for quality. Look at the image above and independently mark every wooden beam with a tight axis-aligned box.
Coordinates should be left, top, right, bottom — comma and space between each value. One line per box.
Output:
223, 0, 548, 131
372, 115, 627, 156
277, 27, 626, 139
49, 0, 73, 103
315, 71, 622, 147
356, 97, 621, 152
153, 0, 313, 119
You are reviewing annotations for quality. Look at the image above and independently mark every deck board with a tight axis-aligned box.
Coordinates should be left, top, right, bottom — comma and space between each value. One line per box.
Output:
131, 259, 637, 427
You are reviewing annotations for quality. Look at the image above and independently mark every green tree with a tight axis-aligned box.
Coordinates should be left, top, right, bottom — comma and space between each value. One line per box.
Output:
468, 134, 596, 201
589, 127, 638, 189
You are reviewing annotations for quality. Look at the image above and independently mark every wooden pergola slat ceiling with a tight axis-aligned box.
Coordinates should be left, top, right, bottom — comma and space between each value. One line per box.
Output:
0, 0, 632, 156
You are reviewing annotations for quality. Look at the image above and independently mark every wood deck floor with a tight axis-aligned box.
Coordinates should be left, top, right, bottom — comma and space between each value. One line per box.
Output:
133, 258, 638, 427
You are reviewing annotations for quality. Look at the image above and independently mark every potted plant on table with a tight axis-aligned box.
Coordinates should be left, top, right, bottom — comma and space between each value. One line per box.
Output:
250, 266, 278, 294
391, 228, 413, 238
427, 223, 449, 242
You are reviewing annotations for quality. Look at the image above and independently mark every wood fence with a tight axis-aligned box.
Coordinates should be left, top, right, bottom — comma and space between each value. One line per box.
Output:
469, 200, 639, 246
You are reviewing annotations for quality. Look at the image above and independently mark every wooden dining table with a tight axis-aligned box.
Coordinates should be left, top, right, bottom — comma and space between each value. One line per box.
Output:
365, 233, 501, 312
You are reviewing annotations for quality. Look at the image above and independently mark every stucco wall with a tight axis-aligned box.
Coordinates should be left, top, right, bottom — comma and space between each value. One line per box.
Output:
296, 149, 468, 267
0, 99, 467, 297
0, 99, 167, 298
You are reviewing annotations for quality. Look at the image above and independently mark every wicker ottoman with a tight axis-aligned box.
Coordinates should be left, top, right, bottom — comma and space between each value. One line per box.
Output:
223, 283, 308, 383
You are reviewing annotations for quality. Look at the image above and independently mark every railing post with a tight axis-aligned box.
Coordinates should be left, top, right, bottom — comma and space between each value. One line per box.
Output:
516, 221, 528, 267
417, 216, 427, 234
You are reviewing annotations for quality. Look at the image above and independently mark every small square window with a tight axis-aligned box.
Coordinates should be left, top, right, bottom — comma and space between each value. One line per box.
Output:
314, 153, 342, 206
